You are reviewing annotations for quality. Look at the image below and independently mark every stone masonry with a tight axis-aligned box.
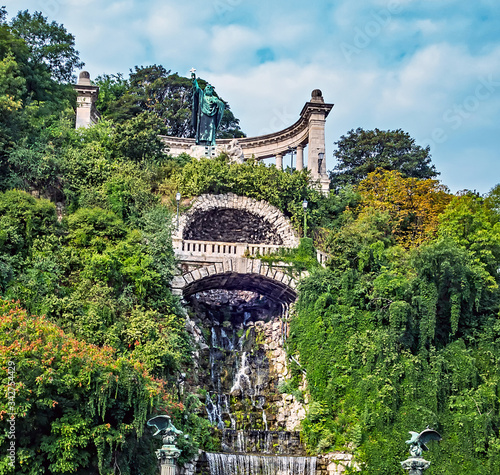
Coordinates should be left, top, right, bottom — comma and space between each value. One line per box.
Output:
173, 193, 300, 248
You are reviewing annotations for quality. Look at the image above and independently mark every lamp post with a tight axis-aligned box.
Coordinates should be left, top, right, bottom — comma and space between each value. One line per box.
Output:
318, 152, 324, 175
302, 199, 308, 238
175, 192, 181, 228
289, 146, 296, 173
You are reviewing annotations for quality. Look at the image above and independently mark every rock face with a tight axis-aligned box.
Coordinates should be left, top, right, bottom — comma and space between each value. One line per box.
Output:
316, 453, 359, 475
186, 290, 306, 434
183, 289, 358, 475
184, 209, 284, 245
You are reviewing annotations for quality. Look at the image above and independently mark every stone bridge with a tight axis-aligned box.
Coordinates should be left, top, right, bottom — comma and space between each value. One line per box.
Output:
171, 193, 327, 302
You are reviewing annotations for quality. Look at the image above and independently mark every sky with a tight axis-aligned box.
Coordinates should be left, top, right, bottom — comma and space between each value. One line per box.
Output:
4, 0, 500, 194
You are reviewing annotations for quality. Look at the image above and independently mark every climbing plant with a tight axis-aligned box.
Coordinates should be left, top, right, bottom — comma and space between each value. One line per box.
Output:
287, 183, 500, 473
0, 299, 181, 474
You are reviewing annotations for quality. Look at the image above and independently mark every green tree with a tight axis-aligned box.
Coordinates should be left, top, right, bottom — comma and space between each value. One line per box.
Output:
10, 10, 84, 83
330, 128, 438, 189
0, 189, 59, 291
94, 72, 128, 116
112, 111, 169, 164
0, 299, 180, 474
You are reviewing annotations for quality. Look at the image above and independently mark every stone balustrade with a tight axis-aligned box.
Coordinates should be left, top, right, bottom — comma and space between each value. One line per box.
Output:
174, 238, 283, 259
174, 239, 329, 267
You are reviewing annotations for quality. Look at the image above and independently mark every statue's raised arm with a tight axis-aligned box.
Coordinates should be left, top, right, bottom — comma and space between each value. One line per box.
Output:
190, 69, 225, 146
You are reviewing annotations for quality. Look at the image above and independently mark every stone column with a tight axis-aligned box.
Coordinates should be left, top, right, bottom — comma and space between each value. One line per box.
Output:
159, 453, 178, 475
74, 71, 100, 128
276, 154, 283, 170
296, 145, 304, 171
305, 90, 331, 194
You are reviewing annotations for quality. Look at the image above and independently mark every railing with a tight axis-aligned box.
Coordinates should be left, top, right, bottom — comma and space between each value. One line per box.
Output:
173, 239, 330, 265
174, 239, 283, 258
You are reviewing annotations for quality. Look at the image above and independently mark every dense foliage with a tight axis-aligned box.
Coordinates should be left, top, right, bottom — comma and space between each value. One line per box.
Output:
330, 128, 438, 189
288, 180, 500, 473
0, 299, 178, 474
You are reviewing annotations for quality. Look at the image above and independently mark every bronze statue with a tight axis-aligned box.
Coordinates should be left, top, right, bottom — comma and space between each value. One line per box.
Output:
401, 428, 442, 474
405, 428, 442, 457
191, 69, 225, 146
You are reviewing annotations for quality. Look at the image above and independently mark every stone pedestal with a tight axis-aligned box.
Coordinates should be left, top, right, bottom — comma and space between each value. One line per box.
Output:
160, 456, 176, 475
157, 445, 181, 475
74, 71, 100, 128
401, 456, 431, 475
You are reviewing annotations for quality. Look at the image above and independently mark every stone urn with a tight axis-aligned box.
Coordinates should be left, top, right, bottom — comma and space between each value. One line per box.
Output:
401, 456, 431, 474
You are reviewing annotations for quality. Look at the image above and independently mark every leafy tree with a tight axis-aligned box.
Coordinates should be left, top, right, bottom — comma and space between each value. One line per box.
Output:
357, 169, 451, 248
330, 128, 438, 189
0, 9, 79, 193
94, 72, 128, 116
0, 299, 179, 474
0, 52, 25, 156
10, 10, 84, 83
112, 111, 169, 164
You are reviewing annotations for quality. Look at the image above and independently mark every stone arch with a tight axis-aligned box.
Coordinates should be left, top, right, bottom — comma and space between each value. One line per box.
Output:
171, 257, 299, 304
173, 193, 299, 248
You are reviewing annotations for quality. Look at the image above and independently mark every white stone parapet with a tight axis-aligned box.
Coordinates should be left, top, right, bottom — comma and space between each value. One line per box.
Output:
174, 238, 283, 259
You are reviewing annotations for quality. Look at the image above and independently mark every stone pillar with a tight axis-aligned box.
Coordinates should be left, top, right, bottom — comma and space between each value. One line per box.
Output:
276, 153, 283, 170
74, 71, 100, 128
306, 89, 331, 194
296, 145, 304, 171
159, 454, 177, 475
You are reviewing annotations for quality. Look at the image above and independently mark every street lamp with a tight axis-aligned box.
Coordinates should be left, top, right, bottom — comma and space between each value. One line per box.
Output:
289, 147, 296, 173
176, 192, 181, 228
318, 152, 324, 175
302, 199, 308, 238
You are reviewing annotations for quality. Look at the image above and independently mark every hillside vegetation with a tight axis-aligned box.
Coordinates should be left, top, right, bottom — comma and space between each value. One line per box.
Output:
1, 8, 500, 475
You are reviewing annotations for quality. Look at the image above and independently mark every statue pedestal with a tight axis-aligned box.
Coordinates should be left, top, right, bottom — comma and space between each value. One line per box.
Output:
156, 445, 181, 475
401, 456, 431, 475
189, 142, 244, 163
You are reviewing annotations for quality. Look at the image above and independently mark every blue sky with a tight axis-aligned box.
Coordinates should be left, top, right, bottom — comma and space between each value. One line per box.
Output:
5, 0, 500, 194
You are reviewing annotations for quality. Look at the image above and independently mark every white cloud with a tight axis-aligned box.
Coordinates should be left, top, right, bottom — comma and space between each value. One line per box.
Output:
3, 0, 500, 193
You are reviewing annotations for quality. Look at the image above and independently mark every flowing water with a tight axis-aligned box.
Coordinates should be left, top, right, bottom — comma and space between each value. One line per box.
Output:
188, 291, 316, 474
206, 453, 316, 475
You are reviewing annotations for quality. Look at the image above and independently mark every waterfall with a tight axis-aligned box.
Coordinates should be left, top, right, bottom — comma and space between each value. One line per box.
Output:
281, 302, 289, 345
193, 291, 314, 475
230, 351, 252, 396
206, 453, 317, 475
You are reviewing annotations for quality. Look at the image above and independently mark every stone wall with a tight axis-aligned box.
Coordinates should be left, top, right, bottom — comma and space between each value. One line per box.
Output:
316, 452, 359, 475
184, 209, 284, 245
257, 311, 307, 431
174, 193, 299, 249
